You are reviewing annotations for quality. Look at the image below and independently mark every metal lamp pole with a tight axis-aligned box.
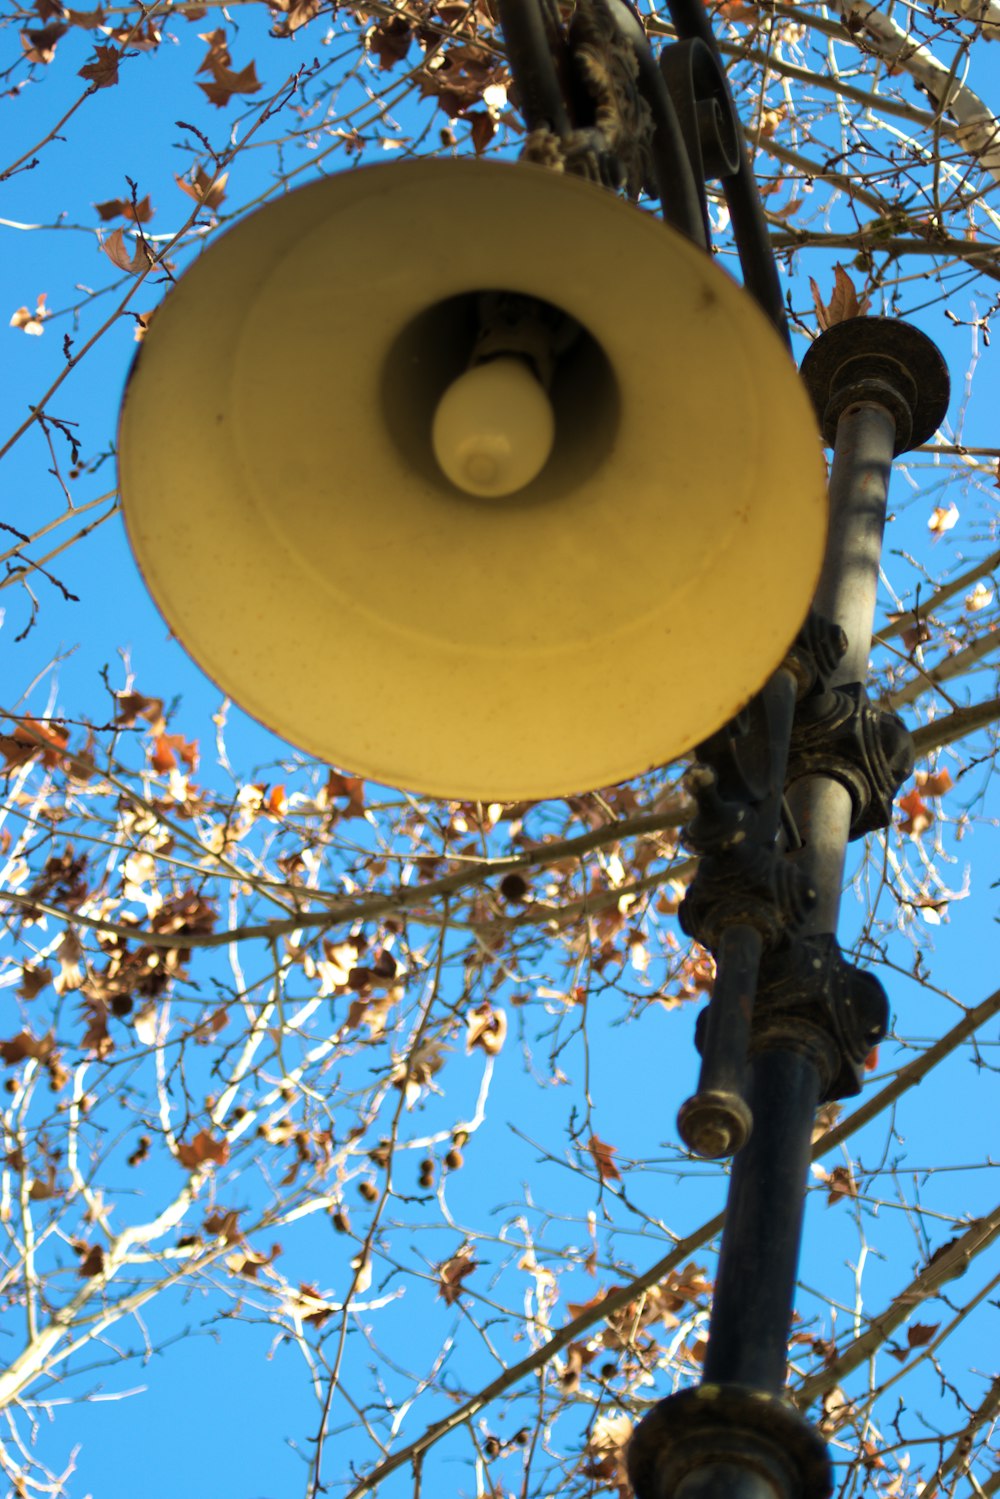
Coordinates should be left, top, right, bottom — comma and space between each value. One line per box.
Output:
493, 4, 950, 1498
631, 320, 947, 1499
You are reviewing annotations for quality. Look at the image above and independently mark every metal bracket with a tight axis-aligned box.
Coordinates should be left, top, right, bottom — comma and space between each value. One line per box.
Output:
675, 596, 902, 1153
658, 37, 740, 241
754, 933, 889, 1100
682, 838, 816, 954
675, 673, 802, 1158
786, 682, 914, 839
783, 610, 848, 702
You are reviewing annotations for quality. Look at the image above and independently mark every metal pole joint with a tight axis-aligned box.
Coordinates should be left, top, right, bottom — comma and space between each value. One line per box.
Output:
682, 840, 817, 951
800, 317, 950, 456
628, 1385, 832, 1499
785, 681, 914, 839
754, 934, 889, 1100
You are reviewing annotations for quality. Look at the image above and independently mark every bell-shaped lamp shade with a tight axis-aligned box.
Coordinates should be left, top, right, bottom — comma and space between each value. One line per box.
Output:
118, 159, 826, 801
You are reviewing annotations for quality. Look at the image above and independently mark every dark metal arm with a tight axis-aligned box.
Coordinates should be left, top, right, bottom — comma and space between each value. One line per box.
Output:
663, 0, 791, 341
494, 0, 573, 140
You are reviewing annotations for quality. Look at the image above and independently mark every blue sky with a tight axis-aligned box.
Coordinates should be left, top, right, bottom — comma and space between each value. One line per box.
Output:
3, 6, 1000, 1497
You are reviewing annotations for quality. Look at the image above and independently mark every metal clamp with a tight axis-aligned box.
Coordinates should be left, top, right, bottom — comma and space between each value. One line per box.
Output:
754, 933, 889, 1101
785, 682, 914, 839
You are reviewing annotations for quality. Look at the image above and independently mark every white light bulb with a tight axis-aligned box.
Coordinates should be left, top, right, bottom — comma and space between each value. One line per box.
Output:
432, 356, 556, 498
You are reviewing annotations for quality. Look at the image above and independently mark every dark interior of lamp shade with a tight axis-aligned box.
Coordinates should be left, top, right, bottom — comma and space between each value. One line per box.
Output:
379, 290, 620, 503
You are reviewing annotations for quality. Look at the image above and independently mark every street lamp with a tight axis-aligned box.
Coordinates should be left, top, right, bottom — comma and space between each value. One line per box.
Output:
116, 0, 950, 1496
116, 130, 824, 801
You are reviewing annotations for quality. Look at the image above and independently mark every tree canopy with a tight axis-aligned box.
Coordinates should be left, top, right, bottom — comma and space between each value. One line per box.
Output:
2, 0, 1000, 1495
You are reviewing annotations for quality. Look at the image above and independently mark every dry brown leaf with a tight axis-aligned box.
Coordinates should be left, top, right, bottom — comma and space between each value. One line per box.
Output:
149, 732, 199, 774
588, 1133, 622, 1182
151, 890, 216, 941
437, 1243, 477, 1304
677, 944, 716, 999
132, 1005, 159, 1046
95, 193, 152, 221
823, 1164, 858, 1204
127, 1135, 151, 1167
226, 1242, 281, 1278
204, 1209, 241, 1243
175, 166, 229, 210
176, 1129, 229, 1169
769, 197, 804, 221
759, 105, 785, 138
392, 1037, 447, 1105
28, 1165, 61, 1200
928, 503, 959, 535
17, 964, 52, 1000
819, 1386, 854, 1434
21, 23, 66, 62
55, 929, 84, 994
916, 768, 953, 798
559, 1340, 596, 1392
0, 717, 69, 768
899, 616, 932, 652
67, 7, 108, 27
811, 1101, 842, 1143
265, 784, 287, 818
198, 57, 262, 107
810, 263, 871, 330
325, 770, 366, 817
288, 1283, 337, 1326
583, 1411, 633, 1496
367, 15, 412, 67
270, 0, 321, 33
0, 1030, 56, 1065
80, 997, 113, 1057
468, 109, 497, 154
465, 1000, 507, 1055
78, 43, 118, 86
345, 993, 395, 1035
115, 691, 164, 728
9, 295, 48, 336
101, 226, 149, 274
897, 786, 933, 837
566, 1287, 622, 1322
95, 193, 153, 223
188, 1005, 229, 1043
966, 580, 994, 612
75, 1242, 106, 1277
350, 1251, 372, 1293
196, 25, 228, 66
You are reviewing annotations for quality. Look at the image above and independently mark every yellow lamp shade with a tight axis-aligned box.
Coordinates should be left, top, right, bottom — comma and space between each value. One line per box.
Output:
118, 159, 826, 801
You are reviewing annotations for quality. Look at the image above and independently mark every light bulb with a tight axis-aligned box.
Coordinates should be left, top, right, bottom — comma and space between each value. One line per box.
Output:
432, 356, 556, 497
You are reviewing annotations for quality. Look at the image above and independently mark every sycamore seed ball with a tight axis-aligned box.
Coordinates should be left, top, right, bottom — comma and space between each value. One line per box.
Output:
432, 356, 556, 498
